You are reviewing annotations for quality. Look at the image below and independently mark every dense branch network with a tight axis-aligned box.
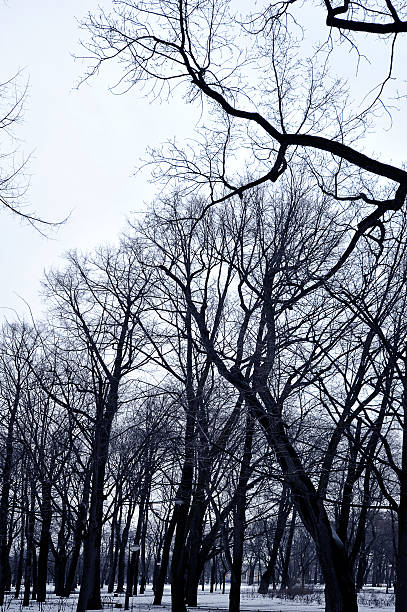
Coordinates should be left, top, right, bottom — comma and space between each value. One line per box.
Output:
81, 1, 407, 284
256, 1, 407, 34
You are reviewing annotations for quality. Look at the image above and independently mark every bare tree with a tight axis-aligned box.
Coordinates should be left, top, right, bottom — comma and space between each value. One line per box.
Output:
0, 74, 62, 229
0, 323, 33, 605
82, 0, 407, 279
326, 209, 407, 612
253, 2, 407, 35
43, 244, 150, 612
134, 184, 382, 612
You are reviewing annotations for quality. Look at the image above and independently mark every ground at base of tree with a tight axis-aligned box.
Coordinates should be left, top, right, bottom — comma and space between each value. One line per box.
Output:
0, 586, 394, 612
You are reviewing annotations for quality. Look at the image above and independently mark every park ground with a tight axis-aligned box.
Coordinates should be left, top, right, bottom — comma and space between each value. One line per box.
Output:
0, 585, 395, 612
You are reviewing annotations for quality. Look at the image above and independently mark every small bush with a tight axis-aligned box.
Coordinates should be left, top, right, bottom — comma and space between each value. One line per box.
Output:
358, 591, 395, 607
252, 586, 324, 604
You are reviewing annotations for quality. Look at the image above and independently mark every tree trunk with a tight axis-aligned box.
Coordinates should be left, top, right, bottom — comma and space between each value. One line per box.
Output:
258, 485, 290, 594
248, 563, 255, 586
132, 498, 146, 596
185, 395, 243, 605
117, 510, 132, 593
54, 502, 68, 596
253, 390, 358, 612
184, 486, 206, 606
124, 548, 137, 608
64, 469, 91, 596
14, 526, 24, 600
76, 314, 129, 612
37, 480, 52, 602
77, 410, 114, 612
23, 484, 35, 607
107, 499, 121, 593
31, 546, 38, 601
54, 549, 67, 597
210, 559, 216, 592
280, 508, 296, 590
0, 393, 19, 605
337, 424, 361, 546
229, 413, 254, 612
170, 405, 196, 612
139, 498, 149, 595
153, 515, 177, 605
396, 387, 407, 612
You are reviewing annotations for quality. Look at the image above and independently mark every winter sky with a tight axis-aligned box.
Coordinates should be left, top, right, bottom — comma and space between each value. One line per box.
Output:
0, 0, 198, 320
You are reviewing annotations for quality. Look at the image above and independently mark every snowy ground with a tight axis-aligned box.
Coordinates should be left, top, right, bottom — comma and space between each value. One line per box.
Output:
0, 585, 395, 612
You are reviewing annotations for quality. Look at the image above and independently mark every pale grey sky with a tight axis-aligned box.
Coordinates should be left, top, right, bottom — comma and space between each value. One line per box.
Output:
0, 1, 406, 321
0, 0, 198, 320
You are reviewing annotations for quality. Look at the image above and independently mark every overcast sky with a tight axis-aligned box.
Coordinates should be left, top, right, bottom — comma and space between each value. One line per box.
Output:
0, 0, 198, 321
0, 1, 406, 322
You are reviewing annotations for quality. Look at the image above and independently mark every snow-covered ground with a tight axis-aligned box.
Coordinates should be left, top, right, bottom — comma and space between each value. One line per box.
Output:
0, 586, 395, 612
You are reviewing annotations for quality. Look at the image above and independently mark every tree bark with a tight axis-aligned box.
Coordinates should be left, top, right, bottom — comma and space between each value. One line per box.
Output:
31, 546, 38, 601
210, 558, 216, 592
37, 480, 52, 602
170, 401, 196, 612
117, 506, 133, 593
258, 485, 290, 594
54, 500, 67, 596
139, 494, 150, 595
64, 469, 91, 596
184, 476, 207, 606
0, 391, 19, 605
14, 523, 25, 600
23, 484, 35, 607
107, 498, 121, 593
229, 413, 254, 612
396, 385, 407, 612
280, 508, 296, 590
76, 402, 116, 612
153, 515, 177, 605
